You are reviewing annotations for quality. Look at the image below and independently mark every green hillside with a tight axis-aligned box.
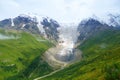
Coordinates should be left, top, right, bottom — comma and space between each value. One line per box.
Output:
0, 29, 53, 80
41, 29, 120, 80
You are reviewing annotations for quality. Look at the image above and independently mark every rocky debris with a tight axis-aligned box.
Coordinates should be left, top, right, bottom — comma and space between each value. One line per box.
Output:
43, 44, 82, 69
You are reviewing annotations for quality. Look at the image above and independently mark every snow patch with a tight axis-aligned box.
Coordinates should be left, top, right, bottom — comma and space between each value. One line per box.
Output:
57, 23, 79, 56
21, 24, 25, 29
11, 18, 14, 26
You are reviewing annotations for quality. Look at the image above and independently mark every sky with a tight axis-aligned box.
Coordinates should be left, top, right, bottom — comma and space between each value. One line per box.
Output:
0, 0, 120, 23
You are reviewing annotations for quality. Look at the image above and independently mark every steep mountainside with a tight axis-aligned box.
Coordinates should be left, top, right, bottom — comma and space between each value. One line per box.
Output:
36, 17, 120, 80
41, 29, 120, 80
77, 18, 113, 42
41, 17, 60, 41
0, 29, 53, 80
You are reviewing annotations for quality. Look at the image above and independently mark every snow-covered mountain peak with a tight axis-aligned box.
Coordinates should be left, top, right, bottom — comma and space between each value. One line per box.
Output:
19, 13, 52, 23
107, 14, 120, 27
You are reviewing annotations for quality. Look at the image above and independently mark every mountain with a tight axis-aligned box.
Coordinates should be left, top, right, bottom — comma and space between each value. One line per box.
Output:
77, 18, 113, 42
0, 14, 60, 80
41, 29, 120, 80
33, 16, 120, 80
0, 14, 60, 41
0, 14, 120, 80
107, 14, 120, 28
41, 17, 60, 41
0, 29, 54, 80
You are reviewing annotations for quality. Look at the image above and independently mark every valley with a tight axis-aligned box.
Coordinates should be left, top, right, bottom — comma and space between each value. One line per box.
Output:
0, 14, 120, 80
40, 29, 120, 80
43, 23, 81, 69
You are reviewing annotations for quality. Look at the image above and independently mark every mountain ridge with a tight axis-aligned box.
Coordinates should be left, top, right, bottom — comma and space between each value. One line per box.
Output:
0, 14, 60, 41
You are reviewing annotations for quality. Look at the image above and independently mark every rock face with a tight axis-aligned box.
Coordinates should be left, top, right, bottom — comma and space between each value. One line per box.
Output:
0, 14, 60, 41
0, 19, 11, 29
14, 16, 40, 34
77, 18, 113, 42
41, 18, 60, 41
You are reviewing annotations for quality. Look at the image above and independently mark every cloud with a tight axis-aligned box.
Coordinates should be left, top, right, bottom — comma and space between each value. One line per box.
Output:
0, 0, 23, 20
0, 0, 120, 23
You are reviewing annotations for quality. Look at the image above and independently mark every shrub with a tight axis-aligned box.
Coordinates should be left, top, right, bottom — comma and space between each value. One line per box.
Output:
103, 63, 120, 80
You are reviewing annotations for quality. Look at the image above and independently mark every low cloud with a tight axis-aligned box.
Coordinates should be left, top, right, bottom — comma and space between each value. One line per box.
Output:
0, 0, 120, 23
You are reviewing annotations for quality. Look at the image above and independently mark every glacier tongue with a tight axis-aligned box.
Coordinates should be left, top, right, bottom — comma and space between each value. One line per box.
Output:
55, 23, 79, 61
43, 23, 81, 68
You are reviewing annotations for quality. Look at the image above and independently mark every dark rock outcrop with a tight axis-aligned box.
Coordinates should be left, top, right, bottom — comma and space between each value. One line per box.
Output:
0, 19, 11, 29
13, 16, 40, 34
41, 18, 60, 41
0, 16, 40, 34
77, 18, 113, 42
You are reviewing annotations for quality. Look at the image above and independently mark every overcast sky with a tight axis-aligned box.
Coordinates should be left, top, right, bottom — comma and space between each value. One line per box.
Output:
0, 0, 120, 23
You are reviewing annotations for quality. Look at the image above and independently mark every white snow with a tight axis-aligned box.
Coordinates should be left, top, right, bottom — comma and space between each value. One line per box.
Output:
27, 13, 47, 34
57, 23, 79, 56
19, 13, 48, 37
89, 14, 120, 27
11, 18, 14, 26
21, 24, 26, 29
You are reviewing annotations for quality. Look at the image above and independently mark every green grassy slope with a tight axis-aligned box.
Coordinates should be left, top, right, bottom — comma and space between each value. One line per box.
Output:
42, 29, 120, 80
0, 29, 53, 80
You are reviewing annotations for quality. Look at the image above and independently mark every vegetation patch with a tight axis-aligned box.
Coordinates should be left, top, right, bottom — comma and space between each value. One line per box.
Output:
0, 29, 53, 80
